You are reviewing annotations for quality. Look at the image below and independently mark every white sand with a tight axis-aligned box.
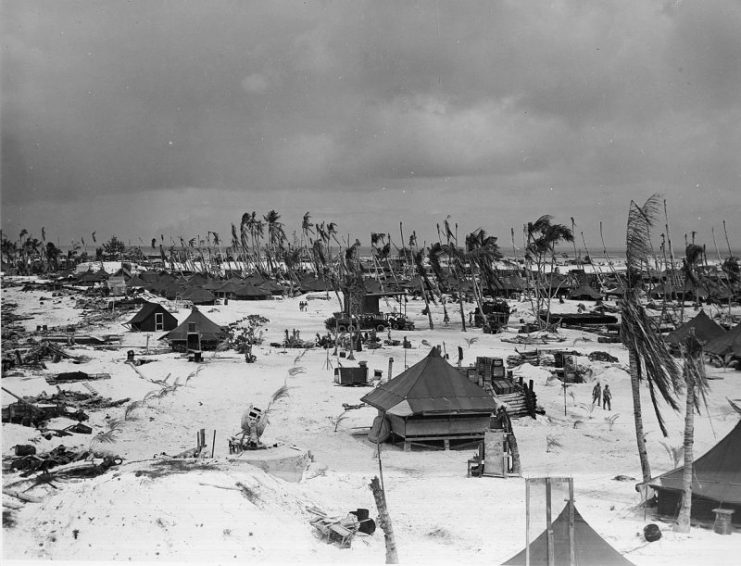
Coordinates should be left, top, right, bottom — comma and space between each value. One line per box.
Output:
3, 279, 741, 565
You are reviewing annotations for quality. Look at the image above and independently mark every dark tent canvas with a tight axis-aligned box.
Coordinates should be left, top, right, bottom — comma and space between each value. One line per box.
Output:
160, 306, 227, 351
181, 287, 216, 305
567, 285, 603, 301
126, 302, 178, 332
361, 348, 496, 447
703, 323, 741, 358
502, 504, 634, 566
665, 310, 726, 346
648, 418, 741, 523
361, 347, 496, 415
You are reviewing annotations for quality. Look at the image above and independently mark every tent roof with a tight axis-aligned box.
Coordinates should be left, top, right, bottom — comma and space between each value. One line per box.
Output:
502, 504, 634, 566
160, 307, 226, 342
360, 348, 496, 415
665, 310, 726, 345
567, 285, 603, 300
703, 323, 741, 357
648, 418, 741, 505
181, 287, 215, 303
127, 302, 173, 325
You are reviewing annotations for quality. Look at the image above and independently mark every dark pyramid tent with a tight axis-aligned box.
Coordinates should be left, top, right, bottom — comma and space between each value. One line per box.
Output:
648, 418, 741, 522
160, 306, 227, 350
125, 302, 178, 332
125, 274, 148, 289
704, 323, 741, 358
202, 278, 225, 291
361, 348, 496, 446
181, 287, 216, 305
665, 310, 726, 346
502, 504, 634, 566
299, 275, 333, 292
361, 347, 496, 416
567, 285, 603, 301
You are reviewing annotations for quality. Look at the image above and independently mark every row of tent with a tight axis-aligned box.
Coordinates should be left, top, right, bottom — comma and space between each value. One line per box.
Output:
125, 303, 227, 351
68, 268, 343, 302
665, 310, 741, 358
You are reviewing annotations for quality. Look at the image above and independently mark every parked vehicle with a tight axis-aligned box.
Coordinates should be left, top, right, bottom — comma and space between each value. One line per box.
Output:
324, 312, 415, 333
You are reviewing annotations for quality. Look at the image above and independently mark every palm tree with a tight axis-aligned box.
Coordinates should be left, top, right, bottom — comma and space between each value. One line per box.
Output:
45, 242, 62, 272
464, 228, 503, 329
678, 242, 704, 322
622, 195, 682, 483
301, 211, 314, 272
429, 242, 463, 330
264, 210, 285, 275
675, 330, 709, 533
526, 216, 574, 327
412, 250, 435, 330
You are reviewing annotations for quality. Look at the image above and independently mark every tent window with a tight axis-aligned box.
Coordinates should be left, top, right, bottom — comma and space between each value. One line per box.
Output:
188, 322, 196, 332
155, 313, 163, 331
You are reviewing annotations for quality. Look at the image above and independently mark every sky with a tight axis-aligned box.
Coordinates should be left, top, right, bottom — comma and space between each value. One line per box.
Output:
2, 0, 740, 253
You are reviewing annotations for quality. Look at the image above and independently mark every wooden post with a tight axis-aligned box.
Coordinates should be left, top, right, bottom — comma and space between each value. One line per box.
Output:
387, 358, 394, 383
546, 478, 555, 566
211, 430, 217, 458
370, 476, 399, 564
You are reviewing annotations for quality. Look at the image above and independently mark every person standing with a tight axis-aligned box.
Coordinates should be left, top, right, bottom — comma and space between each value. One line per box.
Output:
603, 385, 612, 411
592, 381, 602, 409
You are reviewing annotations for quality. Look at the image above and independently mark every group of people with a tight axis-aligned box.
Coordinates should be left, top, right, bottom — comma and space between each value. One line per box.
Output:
298, 300, 309, 311
592, 381, 612, 411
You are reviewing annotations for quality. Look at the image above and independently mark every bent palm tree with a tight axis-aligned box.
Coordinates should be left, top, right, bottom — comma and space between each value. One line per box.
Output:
622, 195, 681, 483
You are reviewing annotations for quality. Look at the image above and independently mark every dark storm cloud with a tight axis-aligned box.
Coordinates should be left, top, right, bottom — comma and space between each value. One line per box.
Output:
2, 0, 740, 244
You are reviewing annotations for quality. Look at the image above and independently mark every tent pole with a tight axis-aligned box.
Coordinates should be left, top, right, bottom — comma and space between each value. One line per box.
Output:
568, 478, 575, 566
525, 479, 531, 566
546, 478, 554, 566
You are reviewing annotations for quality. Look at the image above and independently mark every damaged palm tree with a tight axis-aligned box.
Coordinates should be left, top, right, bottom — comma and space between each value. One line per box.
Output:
369, 476, 399, 564
622, 194, 681, 484
675, 329, 709, 533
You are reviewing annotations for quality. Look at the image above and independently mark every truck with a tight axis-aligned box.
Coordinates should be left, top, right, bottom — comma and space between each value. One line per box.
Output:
324, 312, 415, 333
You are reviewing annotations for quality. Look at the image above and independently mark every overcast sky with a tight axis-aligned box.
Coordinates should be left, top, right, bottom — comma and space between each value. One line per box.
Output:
2, 0, 740, 252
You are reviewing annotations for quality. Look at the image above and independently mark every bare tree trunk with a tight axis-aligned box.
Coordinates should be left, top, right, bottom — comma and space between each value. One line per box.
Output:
369, 476, 399, 564
675, 377, 694, 533
630, 347, 652, 484
509, 430, 522, 475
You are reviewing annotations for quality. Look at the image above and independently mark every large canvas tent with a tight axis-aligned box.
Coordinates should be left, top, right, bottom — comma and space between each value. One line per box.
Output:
703, 323, 741, 358
665, 310, 726, 346
361, 347, 496, 448
159, 306, 227, 351
502, 504, 634, 566
125, 302, 178, 332
647, 418, 741, 523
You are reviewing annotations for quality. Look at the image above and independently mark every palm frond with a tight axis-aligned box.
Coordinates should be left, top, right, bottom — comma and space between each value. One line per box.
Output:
464, 337, 479, 348
143, 389, 159, 402
287, 366, 306, 377
333, 411, 349, 432
621, 297, 681, 436
625, 194, 662, 284
660, 441, 684, 468
124, 400, 144, 420
265, 384, 290, 416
